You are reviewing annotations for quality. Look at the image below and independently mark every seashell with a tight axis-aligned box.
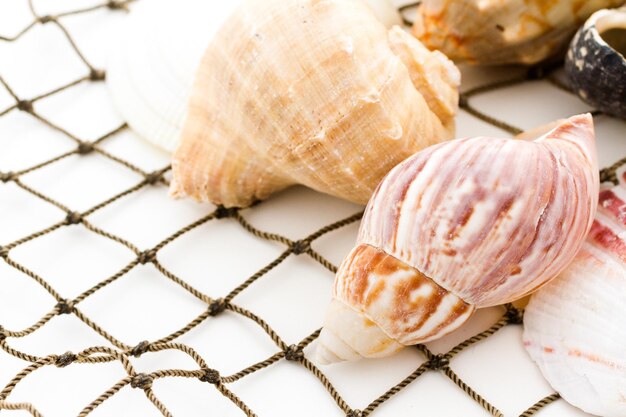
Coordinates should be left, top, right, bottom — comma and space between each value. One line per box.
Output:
523, 172, 626, 417
566, 7, 626, 120
105, 0, 403, 153
412, 0, 626, 66
170, 0, 460, 208
316, 114, 599, 364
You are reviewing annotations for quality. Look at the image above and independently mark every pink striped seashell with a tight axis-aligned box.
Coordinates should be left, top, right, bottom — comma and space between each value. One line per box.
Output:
524, 167, 626, 417
317, 114, 599, 364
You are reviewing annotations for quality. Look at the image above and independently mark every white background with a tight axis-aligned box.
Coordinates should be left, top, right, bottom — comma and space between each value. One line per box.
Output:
1, 1, 625, 416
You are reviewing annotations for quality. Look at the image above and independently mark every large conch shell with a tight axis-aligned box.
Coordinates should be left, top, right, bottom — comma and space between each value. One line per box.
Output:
170, 0, 460, 207
412, 0, 626, 65
316, 114, 599, 364
106, 0, 403, 152
524, 169, 626, 417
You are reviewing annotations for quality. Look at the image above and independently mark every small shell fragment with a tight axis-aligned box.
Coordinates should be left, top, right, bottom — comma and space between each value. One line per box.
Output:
566, 7, 626, 119
524, 167, 626, 417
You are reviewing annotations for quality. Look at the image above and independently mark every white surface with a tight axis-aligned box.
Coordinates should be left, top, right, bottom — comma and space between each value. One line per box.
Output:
1, 1, 625, 417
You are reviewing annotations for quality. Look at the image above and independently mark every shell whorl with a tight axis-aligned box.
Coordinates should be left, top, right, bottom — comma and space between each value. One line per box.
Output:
360, 114, 598, 307
317, 114, 599, 364
171, 0, 459, 208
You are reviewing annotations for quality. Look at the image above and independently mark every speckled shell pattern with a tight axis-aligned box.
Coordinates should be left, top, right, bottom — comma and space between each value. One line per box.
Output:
413, 0, 626, 65
524, 168, 626, 417
317, 115, 599, 364
171, 0, 460, 208
566, 7, 626, 120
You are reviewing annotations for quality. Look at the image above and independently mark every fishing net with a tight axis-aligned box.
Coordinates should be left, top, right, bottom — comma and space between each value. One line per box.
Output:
0, 1, 623, 416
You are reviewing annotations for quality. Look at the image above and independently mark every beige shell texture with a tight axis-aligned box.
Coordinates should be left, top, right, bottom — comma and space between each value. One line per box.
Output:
105, 0, 402, 153
412, 0, 626, 65
316, 114, 599, 364
524, 170, 626, 417
171, 0, 460, 208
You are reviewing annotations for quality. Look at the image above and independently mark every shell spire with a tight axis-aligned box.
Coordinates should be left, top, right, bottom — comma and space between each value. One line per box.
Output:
317, 114, 599, 364
170, 0, 460, 208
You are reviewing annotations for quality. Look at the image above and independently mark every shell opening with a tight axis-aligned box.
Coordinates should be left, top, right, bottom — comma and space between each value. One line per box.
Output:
596, 9, 626, 57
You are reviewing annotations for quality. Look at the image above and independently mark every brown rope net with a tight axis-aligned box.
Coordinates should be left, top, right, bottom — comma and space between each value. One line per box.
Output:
0, 2, 622, 416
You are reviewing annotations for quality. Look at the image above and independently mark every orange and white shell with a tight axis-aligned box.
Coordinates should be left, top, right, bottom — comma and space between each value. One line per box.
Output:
317, 114, 599, 364
170, 0, 460, 208
524, 169, 626, 417
412, 0, 626, 65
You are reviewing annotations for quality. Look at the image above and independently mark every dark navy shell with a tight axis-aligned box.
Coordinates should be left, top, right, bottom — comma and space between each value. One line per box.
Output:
566, 8, 626, 119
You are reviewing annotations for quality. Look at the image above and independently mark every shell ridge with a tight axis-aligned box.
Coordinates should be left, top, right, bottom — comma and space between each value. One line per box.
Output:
333, 243, 474, 345
286, 52, 402, 196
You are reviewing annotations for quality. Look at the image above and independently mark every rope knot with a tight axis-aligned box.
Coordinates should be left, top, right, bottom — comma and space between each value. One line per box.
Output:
55, 352, 76, 367
199, 368, 221, 385
505, 305, 524, 325
89, 69, 106, 81
347, 410, 362, 417
138, 250, 156, 265
16, 100, 33, 112
130, 340, 150, 357
39, 15, 56, 24
290, 240, 310, 255
107, 0, 128, 10
65, 211, 83, 225
458, 94, 469, 108
214, 205, 238, 219
55, 299, 74, 315
284, 345, 304, 361
0, 171, 15, 183
144, 171, 163, 185
131, 373, 153, 390
0, 326, 6, 341
208, 299, 226, 316
77, 141, 94, 155
426, 354, 449, 370
0, 246, 8, 259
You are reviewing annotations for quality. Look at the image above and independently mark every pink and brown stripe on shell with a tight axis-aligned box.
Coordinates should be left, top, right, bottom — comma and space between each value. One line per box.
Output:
317, 114, 599, 364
